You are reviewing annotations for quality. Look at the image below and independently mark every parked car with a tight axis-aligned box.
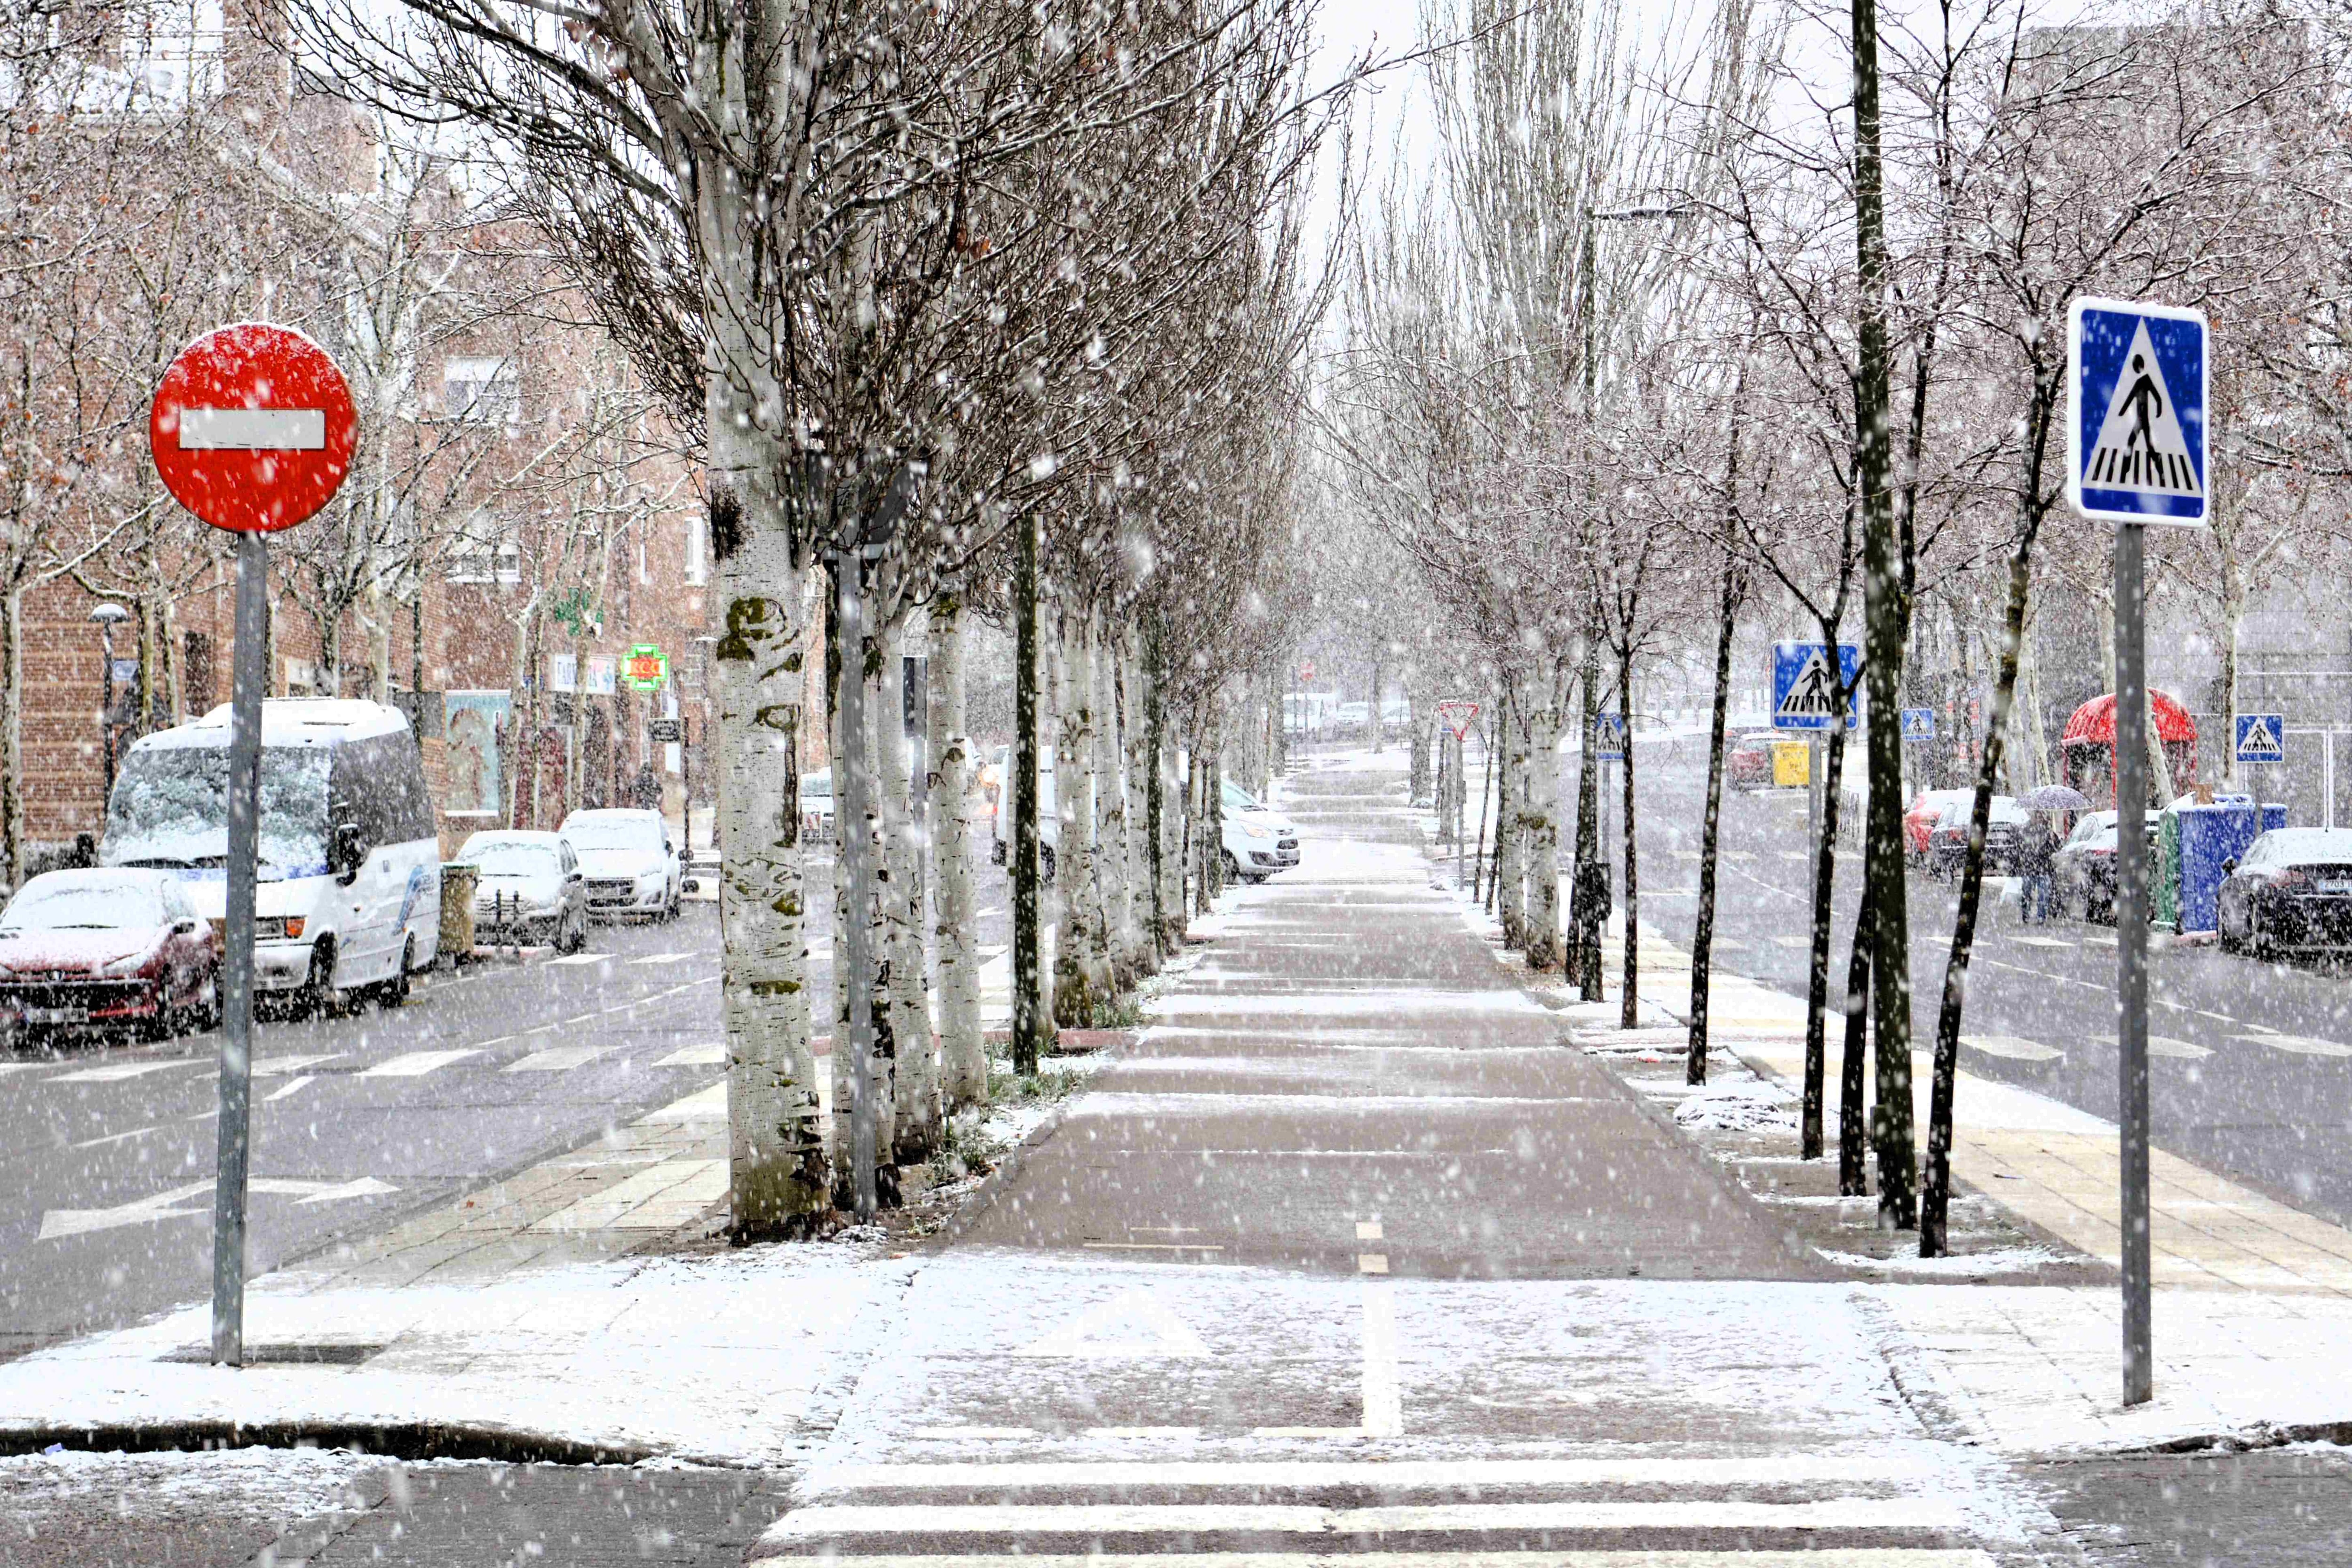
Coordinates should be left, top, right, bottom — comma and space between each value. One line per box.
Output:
1928, 795, 2029, 879
558, 808, 684, 922
0, 869, 220, 1042
2219, 828, 2352, 957
458, 831, 588, 952
987, 748, 1058, 877
1904, 789, 1974, 864
1727, 730, 1778, 791
1221, 780, 1301, 882
103, 698, 440, 1015
799, 769, 836, 841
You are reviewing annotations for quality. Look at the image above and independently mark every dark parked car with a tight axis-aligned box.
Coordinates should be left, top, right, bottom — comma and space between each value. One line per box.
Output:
2219, 828, 2352, 958
0, 869, 220, 1042
1929, 796, 2028, 879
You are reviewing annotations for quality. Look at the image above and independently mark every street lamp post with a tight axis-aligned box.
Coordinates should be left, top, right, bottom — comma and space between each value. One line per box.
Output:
90, 603, 132, 809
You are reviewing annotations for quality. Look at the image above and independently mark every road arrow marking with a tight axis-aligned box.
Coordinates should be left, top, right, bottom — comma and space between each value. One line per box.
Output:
1017, 1289, 1211, 1359
39, 1176, 398, 1238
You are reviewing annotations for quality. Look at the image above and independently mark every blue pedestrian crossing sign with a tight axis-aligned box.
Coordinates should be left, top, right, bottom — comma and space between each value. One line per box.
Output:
1900, 708, 1935, 742
2234, 714, 2285, 765
2069, 296, 2208, 526
1595, 712, 1626, 760
1771, 641, 1862, 731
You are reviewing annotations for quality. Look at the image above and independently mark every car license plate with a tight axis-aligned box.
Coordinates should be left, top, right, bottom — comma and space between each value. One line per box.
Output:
2319, 880, 2352, 895
25, 1007, 87, 1025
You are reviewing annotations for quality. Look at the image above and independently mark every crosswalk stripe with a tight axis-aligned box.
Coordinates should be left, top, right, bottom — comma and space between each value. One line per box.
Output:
762, 1497, 1971, 1540
359, 1050, 479, 1078
811, 1457, 1958, 1489
749, 1554, 1991, 1567
632, 952, 695, 965
546, 952, 611, 967
504, 1044, 616, 1072
50, 1059, 207, 1083
655, 1042, 726, 1067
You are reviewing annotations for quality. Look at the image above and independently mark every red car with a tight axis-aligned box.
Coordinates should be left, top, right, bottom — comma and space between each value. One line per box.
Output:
1727, 731, 1778, 791
1904, 789, 1974, 863
0, 869, 220, 1042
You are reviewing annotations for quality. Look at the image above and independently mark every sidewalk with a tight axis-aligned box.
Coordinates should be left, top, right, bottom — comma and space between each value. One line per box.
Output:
1534, 859, 2352, 1451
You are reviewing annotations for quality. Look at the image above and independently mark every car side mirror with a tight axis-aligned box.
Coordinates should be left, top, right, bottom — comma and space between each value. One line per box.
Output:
2223, 858, 2238, 873
333, 821, 367, 882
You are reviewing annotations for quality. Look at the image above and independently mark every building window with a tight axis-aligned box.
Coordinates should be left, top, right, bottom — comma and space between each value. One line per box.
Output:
448, 512, 521, 585
443, 356, 521, 424
684, 514, 707, 586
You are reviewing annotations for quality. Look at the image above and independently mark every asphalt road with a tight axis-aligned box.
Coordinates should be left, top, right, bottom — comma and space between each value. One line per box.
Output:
1581, 735, 2352, 1234
0, 833, 1013, 1362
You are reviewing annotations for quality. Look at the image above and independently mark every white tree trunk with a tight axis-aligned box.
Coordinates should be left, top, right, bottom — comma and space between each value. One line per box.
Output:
1096, 613, 1135, 991
928, 594, 985, 1107
1523, 667, 1564, 971
879, 618, 938, 1161
711, 414, 826, 1236
1496, 683, 1528, 944
1159, 692, 1184, 948
1120, 630, 1158, 978
1054, 607, 1108, 1025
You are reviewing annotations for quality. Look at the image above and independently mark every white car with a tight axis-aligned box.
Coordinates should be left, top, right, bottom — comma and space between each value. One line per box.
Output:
559, 808, 683, 922
985, 749, 1297, 884
459, 830, 588, 952
1221, 780, 1300, 882
103, 698, 441, 1015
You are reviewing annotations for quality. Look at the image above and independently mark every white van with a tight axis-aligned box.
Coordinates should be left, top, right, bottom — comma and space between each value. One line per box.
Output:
103, 699, 442, 1013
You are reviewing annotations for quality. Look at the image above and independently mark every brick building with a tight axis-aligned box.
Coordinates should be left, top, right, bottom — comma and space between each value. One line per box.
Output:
6, 0, 827, 875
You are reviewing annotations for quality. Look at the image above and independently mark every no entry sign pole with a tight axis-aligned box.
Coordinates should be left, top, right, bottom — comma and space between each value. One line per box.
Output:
2069, 295, 2209, 1409
217, 529, 268, 1365
151, 324, 357, 1367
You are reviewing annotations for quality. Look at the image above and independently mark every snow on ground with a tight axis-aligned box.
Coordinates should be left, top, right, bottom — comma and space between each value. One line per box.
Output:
0, 1444, 374, 1523
1671, 1079, 1799, 1132
0, 1249, 914, 1467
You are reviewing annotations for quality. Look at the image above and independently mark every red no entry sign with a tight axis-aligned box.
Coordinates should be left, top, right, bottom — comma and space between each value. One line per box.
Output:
150, 323, 357, 532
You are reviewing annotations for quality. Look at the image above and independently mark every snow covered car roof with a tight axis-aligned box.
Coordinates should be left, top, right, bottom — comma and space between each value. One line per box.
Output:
135, 698, 413, 752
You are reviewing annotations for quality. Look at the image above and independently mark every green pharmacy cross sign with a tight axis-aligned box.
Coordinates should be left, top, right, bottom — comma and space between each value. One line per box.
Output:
622, 644, 668, 692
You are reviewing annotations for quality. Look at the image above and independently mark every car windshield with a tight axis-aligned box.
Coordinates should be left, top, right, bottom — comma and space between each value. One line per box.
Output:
563, 817, 660, 851
1223, 781, 1262, 811
104, 745, 331, 877
801, 773, 832, 799
470, 843, 561, 876
0, 881, 165, 932
2257, 829, 2352, 866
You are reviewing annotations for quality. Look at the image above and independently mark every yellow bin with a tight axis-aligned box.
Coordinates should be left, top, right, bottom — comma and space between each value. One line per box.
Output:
1772, 740, 1811, 788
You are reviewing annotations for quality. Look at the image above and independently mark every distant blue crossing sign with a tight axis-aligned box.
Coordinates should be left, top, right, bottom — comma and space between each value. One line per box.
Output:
1899, 708, 1935, 743
1771, 641, 1861, 732
2234, 714, 2285, 765
1594, 712, 1626, 761
2069, 297, 2208, 526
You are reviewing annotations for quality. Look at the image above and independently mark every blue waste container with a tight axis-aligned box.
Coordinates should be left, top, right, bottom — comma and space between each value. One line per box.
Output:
2175, 797, 2270, 934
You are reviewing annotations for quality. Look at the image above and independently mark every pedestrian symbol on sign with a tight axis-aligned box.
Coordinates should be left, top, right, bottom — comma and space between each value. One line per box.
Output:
2069, 297, 2208, 525
2234, 713, 2285, 765
1770, 641, 1860, 731
1900, 708, 1935, 742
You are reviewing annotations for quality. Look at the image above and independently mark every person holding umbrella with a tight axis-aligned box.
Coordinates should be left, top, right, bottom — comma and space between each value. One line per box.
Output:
2017, 784, 2092, 923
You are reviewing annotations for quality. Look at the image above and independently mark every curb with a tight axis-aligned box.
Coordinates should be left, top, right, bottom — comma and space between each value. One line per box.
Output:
0, 1418, 665, 1466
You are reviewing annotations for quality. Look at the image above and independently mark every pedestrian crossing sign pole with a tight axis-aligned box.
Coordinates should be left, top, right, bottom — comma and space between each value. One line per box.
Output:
2073, 295, 2208, 1413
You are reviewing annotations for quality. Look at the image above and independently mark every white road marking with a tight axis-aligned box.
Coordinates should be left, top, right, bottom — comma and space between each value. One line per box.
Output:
252, 1053, 342, 1076
2149, 1037, 2212, 1059
814, 1455, 1964, 1489
2241, 1033, 2352, 1058
359, 1050, 480, 1078
39, 1175, 394, 1239
2013, 935, 2074, 948
765, 1554, 1987, 1568
1084, 1427, 1203, 1439
1016, 1289, 1211, 1358
764, 1498, 1970, 1538
631, 953, 694, 965
904, 1427, 1034, 1441
655, 1043, 726, 1067
1360, 1280, 1401, 1437
50, 1059, 207, 1083
1354, 1220, 1383, 1241
263, 1075, 314, 1102
505, 1045, 616, 1072
1357, 1253, 1389, 1274
546, 952, 611, 967
1960, 1035, 2063, 1063
70, 1111, 214, 1150
1768, 935, 1810, 949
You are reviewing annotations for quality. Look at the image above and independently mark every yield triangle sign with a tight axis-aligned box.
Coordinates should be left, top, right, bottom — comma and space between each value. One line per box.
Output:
1016, 1289, 1211, 1359
2083, 321, 2201, 501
